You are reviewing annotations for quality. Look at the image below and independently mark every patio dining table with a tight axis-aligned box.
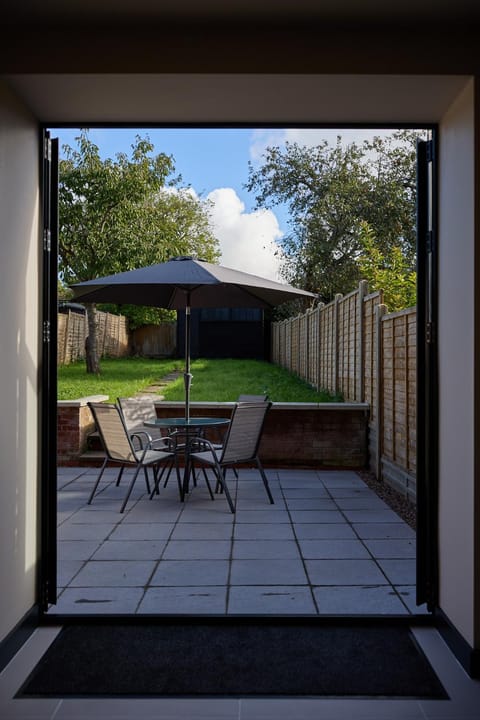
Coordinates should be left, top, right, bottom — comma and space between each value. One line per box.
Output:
144, 416, 230, 497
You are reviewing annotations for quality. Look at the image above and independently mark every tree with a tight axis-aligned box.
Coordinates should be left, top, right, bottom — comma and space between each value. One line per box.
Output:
358, 221, 416, 311
246, 130, 420, 304
59, 130, 219, 373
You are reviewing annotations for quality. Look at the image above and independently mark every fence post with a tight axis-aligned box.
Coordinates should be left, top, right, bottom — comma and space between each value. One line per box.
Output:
357, 280, 368, 402
375, 303, 387, 481
333, 293, 343, 396
316, 302, 324, 392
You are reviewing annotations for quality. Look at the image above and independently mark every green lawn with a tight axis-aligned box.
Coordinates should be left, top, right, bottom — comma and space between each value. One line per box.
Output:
57, 357, 342, 403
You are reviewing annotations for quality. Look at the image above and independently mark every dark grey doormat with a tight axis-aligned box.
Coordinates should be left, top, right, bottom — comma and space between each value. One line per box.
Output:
18, 622, 448, 699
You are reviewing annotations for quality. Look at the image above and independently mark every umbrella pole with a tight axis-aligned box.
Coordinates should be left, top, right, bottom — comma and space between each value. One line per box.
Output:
184, 300, 192, 423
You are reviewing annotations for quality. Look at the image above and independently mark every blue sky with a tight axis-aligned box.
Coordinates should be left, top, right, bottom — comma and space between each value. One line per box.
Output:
53, 126, 400, 281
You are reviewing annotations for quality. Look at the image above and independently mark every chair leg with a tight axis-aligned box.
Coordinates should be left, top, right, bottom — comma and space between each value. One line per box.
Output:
214, 460, 235, 513
174, 455, 184, 501
115, 464, 125, 487
88, 457, 108, 504
256, 457, 274, 504
201, 468, 215, 500
143, 467, 151, 494
120, 464, 142, 513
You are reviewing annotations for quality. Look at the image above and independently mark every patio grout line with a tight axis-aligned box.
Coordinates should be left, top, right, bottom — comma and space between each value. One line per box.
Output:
53, 467, 423, 617
279, 472, 320, 615
133, 488, 181, 614
225, 468, 239, 615
328, 472, 418, 614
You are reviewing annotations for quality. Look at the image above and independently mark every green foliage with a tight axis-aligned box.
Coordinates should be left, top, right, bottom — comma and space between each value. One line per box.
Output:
59, 130, 219, 290
58, 129, 220, 371
247, 130, 422, 305
57, 357, 341, 403
358, 221, 417, 311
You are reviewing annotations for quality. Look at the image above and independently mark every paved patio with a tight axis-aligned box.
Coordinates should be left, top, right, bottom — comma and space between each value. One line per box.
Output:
52, 466, 427, 616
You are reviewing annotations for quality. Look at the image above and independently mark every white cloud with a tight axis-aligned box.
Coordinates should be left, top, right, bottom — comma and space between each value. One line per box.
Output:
249, 127, 402, 164
206, 188, 284, 281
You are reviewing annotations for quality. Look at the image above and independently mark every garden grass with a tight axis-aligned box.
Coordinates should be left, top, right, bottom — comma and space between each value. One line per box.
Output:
57, 357, 341, 403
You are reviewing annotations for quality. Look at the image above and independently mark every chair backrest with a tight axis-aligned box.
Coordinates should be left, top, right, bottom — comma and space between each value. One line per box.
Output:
238, 394, 268, 402
118, 396, 157, 432
88, 402, 136, 463
220, 401, 271, 464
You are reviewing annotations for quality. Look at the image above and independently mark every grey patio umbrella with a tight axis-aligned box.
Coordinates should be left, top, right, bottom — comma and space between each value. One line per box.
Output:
71, 256, 316, 421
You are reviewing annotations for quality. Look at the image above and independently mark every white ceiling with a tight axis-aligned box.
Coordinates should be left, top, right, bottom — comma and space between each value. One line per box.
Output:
4, 73, 470, 125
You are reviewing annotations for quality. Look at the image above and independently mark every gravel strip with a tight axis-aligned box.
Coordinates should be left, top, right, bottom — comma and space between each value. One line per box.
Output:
357, 470, 417, 530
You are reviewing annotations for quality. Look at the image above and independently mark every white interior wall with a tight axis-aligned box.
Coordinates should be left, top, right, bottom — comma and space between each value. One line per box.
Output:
0, 70, 478, 655
438, 79, 476, 644
0, 79, 40, 643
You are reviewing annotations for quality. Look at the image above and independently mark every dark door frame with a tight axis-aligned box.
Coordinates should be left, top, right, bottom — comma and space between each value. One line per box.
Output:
39, 122, 439, 618
416, 135, 439, 611
39, 129, 59, 610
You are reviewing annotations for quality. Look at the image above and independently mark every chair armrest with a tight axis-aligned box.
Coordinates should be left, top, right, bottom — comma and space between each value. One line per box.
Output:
149, 435, 176, 452
188, 436, 219, 458
130, 430, 153, 449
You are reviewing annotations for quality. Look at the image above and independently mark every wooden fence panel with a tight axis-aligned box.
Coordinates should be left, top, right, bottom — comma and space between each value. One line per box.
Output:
271, 281, 417, 497
57, 310, 130, 365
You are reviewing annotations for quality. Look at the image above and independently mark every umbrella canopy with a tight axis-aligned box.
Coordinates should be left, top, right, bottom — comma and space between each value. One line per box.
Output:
72, 256, 317, 419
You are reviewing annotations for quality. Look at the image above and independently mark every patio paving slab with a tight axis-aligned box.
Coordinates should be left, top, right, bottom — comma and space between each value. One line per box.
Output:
52, 468, 422, 618
150, 560, 230, 586
363, 538, 416, 558
57, 522, 118, 541
334, 497, 392, 510
283, 498, 338, 510
377, 559, 417, 584
232, 540, 300, 559
312, 585, 409, 614
109, 523, 175, 540
305, 559, 389, 585
233, 523, 295, 540
297, 539, 371, 559
282, 487, 330, 498
342, 508, 405, 523
92, 540, 169, 560
55, 587, 144, 614
57, 559, 84, 587
227, 586, 317, 614
293, 523, 357, 540
70, 560, 156, 587
229, 558, 308, 585
289, 510, 346, 524
171, 523, 234, 540
58, 540, 102, 561
234, 510, 291, 524
162, 540, 232, 560
352, 523, 416, 539
138, 586, 227, 614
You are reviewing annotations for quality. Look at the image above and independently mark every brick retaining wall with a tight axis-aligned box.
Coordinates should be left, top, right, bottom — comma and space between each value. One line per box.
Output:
57, 398, 369, 469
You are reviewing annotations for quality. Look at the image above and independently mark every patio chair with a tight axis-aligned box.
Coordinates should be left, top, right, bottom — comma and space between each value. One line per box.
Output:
87, 402, 181, 513
117, 395, 162, 447
187, 401, 274, 513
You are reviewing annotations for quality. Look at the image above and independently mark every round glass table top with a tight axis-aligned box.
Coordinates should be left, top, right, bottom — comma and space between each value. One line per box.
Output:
144, 416, 230, 428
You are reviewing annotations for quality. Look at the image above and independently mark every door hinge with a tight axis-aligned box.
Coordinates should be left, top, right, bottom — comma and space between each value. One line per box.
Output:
43, 320, 51, 344
43, 229, 51, 252
426, 230, 433, 253
426, 139, 435, 163
44, 136, 51, 162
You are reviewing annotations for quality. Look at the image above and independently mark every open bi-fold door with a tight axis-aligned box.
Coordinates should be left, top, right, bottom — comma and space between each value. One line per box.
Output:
416, 136, 439, 611
40, 130, 58, 610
